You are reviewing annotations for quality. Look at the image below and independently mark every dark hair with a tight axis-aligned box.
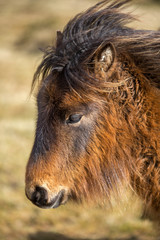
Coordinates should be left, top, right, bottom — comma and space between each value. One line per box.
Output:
32, 0, 160, 95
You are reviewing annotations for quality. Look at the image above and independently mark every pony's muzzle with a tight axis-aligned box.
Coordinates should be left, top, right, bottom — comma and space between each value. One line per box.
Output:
26, 186, 67, 209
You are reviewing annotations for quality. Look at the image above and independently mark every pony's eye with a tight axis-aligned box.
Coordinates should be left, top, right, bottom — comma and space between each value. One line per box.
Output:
66, 114, 83, 124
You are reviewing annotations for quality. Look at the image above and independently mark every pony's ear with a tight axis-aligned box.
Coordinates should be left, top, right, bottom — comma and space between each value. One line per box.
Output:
94, 43, 116, 74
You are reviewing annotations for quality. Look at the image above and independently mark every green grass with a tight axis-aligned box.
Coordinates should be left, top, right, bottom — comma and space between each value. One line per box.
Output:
0, 0, 160, 239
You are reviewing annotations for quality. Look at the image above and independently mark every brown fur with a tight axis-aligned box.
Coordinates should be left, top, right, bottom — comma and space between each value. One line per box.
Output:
25, 0, 160, 217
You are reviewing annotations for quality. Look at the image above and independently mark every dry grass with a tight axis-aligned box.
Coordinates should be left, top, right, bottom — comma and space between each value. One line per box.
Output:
1, 0, 160, 239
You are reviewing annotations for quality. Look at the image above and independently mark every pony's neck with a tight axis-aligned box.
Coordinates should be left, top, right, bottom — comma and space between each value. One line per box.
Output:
128, 75, 160, 215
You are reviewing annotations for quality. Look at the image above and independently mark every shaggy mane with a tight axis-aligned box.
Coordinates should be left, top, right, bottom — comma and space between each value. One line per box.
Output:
32, 0, 160, 92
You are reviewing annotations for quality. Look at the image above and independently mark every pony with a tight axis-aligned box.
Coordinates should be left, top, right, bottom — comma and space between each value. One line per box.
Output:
25, 0, 160, 218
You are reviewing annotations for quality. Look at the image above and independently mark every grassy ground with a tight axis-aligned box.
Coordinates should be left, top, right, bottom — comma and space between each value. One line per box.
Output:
1, 0, 160, 239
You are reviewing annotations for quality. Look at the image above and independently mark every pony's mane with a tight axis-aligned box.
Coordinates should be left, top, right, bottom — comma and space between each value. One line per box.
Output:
33, 0, 160, 92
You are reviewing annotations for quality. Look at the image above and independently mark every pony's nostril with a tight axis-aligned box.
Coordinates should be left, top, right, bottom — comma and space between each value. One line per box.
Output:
31, 186, 48, 206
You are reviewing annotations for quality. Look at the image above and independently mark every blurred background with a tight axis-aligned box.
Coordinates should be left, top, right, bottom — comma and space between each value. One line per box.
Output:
0, 0, 160, 239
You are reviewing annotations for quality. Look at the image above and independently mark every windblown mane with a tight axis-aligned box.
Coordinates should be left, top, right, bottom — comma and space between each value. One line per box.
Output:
33, 0, 160, 91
